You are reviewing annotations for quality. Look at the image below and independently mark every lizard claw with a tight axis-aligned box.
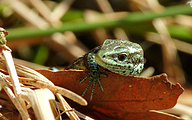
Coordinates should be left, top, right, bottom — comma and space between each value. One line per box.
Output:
79, 70, 106, 100
79, 73, 89, 83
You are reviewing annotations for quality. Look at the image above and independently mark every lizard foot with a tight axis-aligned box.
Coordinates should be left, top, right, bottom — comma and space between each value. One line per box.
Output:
79, 71, 107, 100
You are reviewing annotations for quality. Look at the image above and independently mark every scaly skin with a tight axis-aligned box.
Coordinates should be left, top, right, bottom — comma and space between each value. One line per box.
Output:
95, 39, 144, 76
66, 39, 144, 100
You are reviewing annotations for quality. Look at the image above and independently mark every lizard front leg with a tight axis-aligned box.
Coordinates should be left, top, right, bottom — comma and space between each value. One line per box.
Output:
66, 46, 107, 100
80, 52, 107, 100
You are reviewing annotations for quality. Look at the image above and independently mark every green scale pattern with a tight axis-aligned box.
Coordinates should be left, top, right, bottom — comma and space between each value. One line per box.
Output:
66, 39, 144, 100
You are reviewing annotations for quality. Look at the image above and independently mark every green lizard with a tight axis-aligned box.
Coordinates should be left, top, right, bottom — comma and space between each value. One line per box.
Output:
65, 39, 144, 100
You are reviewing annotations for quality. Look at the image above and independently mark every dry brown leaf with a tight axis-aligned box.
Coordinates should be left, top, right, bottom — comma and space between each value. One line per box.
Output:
36, 70, 183, 119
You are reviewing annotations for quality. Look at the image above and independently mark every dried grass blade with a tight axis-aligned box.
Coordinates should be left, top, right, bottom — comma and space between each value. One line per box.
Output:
21, 88, 55, 120
9, 77, 87, 106
56, 93, 80, 120
0, 76, 30, 120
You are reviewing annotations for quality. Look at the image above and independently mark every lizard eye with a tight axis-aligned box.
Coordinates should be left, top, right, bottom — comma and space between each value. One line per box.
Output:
118, 53, 127, 61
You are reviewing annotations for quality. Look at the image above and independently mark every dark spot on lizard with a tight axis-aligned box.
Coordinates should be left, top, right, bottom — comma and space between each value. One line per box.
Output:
114, 59, 118, 62
136, 69, 139, 74
111, 54, 116, 58
90, 60, 94, 63
128, 65, 131, 69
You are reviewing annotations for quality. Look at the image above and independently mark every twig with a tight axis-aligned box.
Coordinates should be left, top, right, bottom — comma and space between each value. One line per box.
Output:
14, 77, 87, 106
2, 50, 21, 96
146, 32, 192, 55
0, 59, 54, 85
0, 76, 30, 120
21, 89, 55, 120
0, 27, 30, 120
95, 0, 129, 40
3, 0, 49, 29
0, 113, 8, 120
56, 93, 80, 120
160, 103, 192, 118
54, 101, 94, 120
50, 0, 75, 23
74, 110, 94, 120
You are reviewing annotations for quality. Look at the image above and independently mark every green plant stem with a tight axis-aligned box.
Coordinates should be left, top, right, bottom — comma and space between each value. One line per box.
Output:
33, 45, 49, 65
6, 4, 192, 41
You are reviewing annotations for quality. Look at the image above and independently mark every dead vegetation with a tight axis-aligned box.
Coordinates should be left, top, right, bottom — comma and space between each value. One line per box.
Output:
0, 0, 192, 119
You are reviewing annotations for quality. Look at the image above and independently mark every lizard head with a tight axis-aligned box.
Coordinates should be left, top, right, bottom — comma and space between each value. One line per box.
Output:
95, 39, 144, 76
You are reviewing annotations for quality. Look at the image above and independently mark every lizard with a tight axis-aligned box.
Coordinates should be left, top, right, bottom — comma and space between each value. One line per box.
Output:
65, 39, 144, 100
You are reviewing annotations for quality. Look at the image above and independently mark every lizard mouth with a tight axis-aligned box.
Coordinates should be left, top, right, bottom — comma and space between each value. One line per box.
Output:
95, 54, 103, 65
95, 54, 111, 68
